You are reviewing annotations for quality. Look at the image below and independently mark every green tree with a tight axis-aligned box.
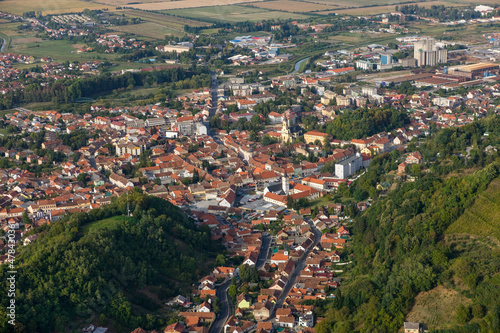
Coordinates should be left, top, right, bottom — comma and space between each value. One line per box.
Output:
456, 304, 470, 324
216, 254, 226, 266
22, 211, 31, 225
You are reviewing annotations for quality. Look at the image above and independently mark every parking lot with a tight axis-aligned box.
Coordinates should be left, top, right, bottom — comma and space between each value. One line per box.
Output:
240, 198, 283, 212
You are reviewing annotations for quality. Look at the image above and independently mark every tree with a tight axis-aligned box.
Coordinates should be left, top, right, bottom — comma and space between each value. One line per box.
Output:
192, 169, 200, 183
216, 254, 226, 266
471, 304, 484, 319
22, 211, 31, 225
228, 284, 238, 301
77, 173, 89, 185
456, 304, 470, 324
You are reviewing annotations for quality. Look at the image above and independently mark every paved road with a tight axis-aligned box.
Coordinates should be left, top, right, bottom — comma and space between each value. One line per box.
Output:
209, 234, 272, 333
209, 278, 233, 333
256, 234, 272, 269
268, 218, 322, 320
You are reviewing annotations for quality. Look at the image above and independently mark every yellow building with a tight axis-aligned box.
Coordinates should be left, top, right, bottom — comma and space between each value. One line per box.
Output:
304, 130, 330, 145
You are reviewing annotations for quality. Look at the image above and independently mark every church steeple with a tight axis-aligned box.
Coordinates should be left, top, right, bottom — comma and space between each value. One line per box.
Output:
282, 169, 289, 195
281, 117, 291, 143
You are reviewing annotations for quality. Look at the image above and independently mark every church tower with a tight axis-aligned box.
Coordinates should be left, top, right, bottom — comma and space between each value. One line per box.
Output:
282, 170, 289, 195
281, 117, 291, 143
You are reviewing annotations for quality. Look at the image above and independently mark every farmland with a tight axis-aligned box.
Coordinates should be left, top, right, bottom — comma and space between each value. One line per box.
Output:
164, 5, 312, 23
125, 0, 267, 11
0, 0, 111, 15
251, 0, 337, 12
118, 9, 210, 29
446, 178, 500, 242
112, 22, 185, 38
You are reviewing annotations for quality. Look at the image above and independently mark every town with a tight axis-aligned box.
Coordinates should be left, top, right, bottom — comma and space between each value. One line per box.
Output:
0, 1, 500, 333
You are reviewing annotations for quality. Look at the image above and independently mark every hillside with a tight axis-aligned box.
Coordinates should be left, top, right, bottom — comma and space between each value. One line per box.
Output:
313, 116, 500, 333
446, 178, 500, 242
0, 192, 222, 333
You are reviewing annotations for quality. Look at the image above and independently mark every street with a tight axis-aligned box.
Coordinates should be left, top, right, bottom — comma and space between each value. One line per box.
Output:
268, 218, 322, 320
209, 233, 272, 333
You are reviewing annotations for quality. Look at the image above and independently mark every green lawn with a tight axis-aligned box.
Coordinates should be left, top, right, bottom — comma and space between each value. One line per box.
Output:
82, 215, 136, 234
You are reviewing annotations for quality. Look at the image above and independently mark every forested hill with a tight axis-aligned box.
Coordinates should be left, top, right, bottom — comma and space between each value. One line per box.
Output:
315, 115, 500, 333
0, 192, 223, 333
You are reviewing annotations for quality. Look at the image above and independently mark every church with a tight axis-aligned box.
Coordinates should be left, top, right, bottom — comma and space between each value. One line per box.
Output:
280, 118, 301, 144
263, 172, 320, 207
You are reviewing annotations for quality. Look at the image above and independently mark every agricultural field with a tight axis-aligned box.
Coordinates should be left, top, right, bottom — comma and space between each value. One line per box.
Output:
0, 0, 111, 15
118, 9, 210, 29
164, 5, 312, 23
251, 0, 337, 12
319, 1, 465, 15
446, 178, 500, 242
112, 22, 185, 38
123, 0, 266, 10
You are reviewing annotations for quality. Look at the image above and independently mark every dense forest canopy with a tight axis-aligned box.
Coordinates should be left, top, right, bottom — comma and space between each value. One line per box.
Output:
1, 67, 210, 109
0, 193, 222, 332
313, 115, 500, 333
323, 106, 410, 140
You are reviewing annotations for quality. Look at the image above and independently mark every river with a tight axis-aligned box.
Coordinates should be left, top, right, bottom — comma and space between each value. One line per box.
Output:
291, 57, 309, 74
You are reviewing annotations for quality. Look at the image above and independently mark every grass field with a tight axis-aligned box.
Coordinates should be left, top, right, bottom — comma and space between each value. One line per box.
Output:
251, 0, 337, 12
118, 9, 210, 29
406, 285, 471, 329
112, 22, 184, 39
446, 178, 500, 242
164, 5, 312, 22
0, 0, 111, 15
82, 215, 136, 234
127, 0, 266, 11
319, 1, 463, 15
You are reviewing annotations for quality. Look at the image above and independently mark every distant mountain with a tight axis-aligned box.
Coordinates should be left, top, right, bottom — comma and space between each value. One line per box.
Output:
0, 192, 222, 332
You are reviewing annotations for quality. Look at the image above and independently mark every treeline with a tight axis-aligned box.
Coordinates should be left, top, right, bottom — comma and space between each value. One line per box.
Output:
398, 4, 482, 21
314, 116, 500, 333
6, 67, 209, 106
323, 106, 410, 140
0, 193, 223, 332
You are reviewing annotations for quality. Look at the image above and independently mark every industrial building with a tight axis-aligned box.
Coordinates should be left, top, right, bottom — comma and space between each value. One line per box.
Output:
447, 63, 499, 79
413, 38, 447, 67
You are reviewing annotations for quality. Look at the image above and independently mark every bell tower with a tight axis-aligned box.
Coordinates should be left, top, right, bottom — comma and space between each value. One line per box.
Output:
282, 170, 289, 195
281, 117, 291, 143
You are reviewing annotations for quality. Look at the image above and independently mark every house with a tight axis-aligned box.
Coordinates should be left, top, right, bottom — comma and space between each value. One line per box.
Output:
179, 312, 216, 325
298, 314, 314, 327
398, 162, 408, 174
253, 301, 272, 321
23, 234, 38, 246
237, 293, 252, 309
406, 151, 422, 164
213, 266, 235, 279
404, 322, 423, 333
278, 315, 295, 328
164, 322, 185, 333
243, 251, 258, 266
198, 302, 211, 312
